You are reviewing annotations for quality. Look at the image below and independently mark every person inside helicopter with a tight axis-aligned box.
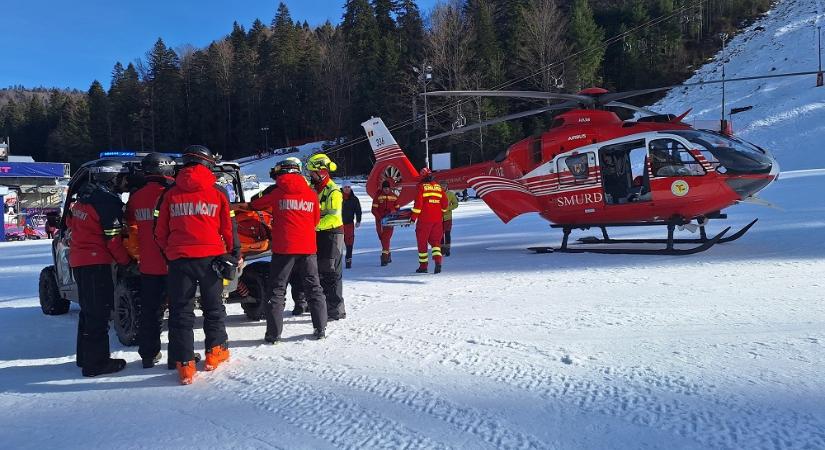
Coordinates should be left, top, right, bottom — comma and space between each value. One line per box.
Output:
649, 139, 705, 177
600, 141, 651, 204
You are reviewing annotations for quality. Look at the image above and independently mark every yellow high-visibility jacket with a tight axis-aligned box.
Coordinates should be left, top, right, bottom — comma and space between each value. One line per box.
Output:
442, 190, 459, 221
316, 179, 343, 231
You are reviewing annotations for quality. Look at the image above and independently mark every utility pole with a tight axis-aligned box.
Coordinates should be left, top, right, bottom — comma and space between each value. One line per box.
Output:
817, 26, 823, 87
413, 63, 433, 168
260, 127, 270, 153
720, 33, 730, 134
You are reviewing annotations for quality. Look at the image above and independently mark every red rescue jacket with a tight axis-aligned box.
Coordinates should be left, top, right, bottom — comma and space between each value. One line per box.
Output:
371, 189, 399, 219
249, 173, 320, 254
154, 164, 234, 261
411, 181, 448, 224
68, 186, 131, 267
126, 176, 173, 275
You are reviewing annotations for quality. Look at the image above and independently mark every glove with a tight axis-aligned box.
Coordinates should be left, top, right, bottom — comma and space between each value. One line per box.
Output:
211, 254, 239, 280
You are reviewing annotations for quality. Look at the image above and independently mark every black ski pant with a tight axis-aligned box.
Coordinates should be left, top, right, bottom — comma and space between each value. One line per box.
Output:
266, 254, 327, 338
167, 257, 228, 364
289, 266, 307, 310
74, 264, 114, 370
317, 231, 345, 319
138, 274, 166, 361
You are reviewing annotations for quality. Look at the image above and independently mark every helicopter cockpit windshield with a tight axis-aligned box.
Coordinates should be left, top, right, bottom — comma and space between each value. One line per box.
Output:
668, 130, 774, 175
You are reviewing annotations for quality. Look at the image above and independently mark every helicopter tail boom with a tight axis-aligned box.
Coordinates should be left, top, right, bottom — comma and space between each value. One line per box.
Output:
362, 117, 420, 206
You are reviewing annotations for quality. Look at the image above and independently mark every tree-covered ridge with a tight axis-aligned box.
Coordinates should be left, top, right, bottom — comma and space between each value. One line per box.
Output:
0, 0, 772, 170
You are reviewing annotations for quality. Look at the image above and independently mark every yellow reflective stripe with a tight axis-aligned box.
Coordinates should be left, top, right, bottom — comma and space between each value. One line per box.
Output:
229, 210, 236, 217
103, 228, 121, 236
432, 248, 442, 256
381, 250, 390, 255
411, 208, 421, 213
441, 208, 448, 212
422, 192, 442, 198
153, 209, 160, 217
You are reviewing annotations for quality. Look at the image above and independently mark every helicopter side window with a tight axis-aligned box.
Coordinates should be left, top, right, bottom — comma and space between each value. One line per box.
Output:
561, 153, 591, 181
649, 139, 705, 177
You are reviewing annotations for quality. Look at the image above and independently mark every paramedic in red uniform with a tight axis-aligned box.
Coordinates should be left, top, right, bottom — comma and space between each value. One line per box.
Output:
68, 159, 132, 377
371, 180, 399, 266
125, 152, 175, 369
410, 168, 448, 274
243, 158, 328, 341
154, 145, 235, 385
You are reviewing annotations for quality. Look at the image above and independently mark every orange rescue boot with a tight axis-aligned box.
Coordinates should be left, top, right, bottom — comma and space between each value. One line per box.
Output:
204, 344, 230, 371
176, 360, 197, 385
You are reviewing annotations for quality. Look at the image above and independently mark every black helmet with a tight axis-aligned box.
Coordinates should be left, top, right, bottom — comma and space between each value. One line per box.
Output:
89, 160, 127, 187
182, 145, 215, 168
141, 152, 176, 177
270, 157, 302, 178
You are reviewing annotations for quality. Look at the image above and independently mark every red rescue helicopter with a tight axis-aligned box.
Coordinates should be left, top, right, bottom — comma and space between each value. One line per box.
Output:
361, 84, 782, 255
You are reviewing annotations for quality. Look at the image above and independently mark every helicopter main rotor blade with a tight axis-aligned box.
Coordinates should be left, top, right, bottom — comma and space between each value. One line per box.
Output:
423, 90, 594, 104
600, 71, 821, 103
422, 101, 576, 143
604, 101, 659, 116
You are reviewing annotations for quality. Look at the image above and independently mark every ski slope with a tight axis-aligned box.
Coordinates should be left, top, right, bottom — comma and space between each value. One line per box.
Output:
652, 0, 825, 170
2, 0, 825, 448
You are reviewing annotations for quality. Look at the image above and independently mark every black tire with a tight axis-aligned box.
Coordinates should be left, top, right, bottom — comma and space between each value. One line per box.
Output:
39, 266, 70, 315
239, 262, 268, 321
241, 301, 263, 321
113, 278, 139, 346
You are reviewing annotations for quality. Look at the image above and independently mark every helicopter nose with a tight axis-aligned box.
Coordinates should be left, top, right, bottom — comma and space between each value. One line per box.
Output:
724, 154, 779, 199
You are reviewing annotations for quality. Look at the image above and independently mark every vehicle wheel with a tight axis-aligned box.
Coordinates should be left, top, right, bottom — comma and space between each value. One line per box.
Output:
113, 278, 139, 346
239, 262, 268, 321
39, 266, 70, 315
241, 301, 263, 321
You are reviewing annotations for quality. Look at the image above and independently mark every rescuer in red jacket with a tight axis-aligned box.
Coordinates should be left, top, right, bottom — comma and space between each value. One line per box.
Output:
154, 145, 235, 385
410, 168, 449, 274
371, 180, 399, 266
125, 152, 175, 369
243, 158, 328, 341
68, 159, 132, 377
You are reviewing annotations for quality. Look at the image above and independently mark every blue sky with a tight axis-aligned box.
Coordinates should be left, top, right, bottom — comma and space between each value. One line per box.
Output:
2, 0, 438, 90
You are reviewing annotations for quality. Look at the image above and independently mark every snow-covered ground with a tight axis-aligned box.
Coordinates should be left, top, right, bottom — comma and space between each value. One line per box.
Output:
2, 0, 825, 448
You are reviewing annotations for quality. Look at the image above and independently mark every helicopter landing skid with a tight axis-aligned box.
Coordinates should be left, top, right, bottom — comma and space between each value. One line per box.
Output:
529, 218, 757, 255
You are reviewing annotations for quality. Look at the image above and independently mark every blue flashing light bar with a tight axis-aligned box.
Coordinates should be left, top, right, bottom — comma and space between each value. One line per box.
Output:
99, 151, 183, 158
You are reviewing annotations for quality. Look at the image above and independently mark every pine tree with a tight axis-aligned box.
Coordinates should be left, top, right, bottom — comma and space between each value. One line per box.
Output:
342, 0, 380, 130
146, 38, 182, 150
46, 97, 92, 167
87, 80, 111, 151
569, 0, 605, 89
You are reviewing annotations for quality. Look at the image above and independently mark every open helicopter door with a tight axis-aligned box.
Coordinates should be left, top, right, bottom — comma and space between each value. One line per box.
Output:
597, 139, 652, 206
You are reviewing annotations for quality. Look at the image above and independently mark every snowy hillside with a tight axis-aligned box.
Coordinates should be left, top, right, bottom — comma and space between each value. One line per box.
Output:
652, 0, 825, 170
236, 140, 328, 182
1, 1, 824, 448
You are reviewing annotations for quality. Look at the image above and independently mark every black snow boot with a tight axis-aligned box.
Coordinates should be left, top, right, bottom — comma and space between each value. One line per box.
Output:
381, 254, 388, 266
83, 358, 127, 377
264, 334, 281, 344
142, 351, 162, 369
313, 328, 326, 340
292, 305, 307, 316
345, 258, 352, 269
434, 264, 442, 274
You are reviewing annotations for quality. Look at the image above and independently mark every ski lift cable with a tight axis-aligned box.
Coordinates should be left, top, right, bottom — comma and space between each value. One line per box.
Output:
321, 0, 722, 156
